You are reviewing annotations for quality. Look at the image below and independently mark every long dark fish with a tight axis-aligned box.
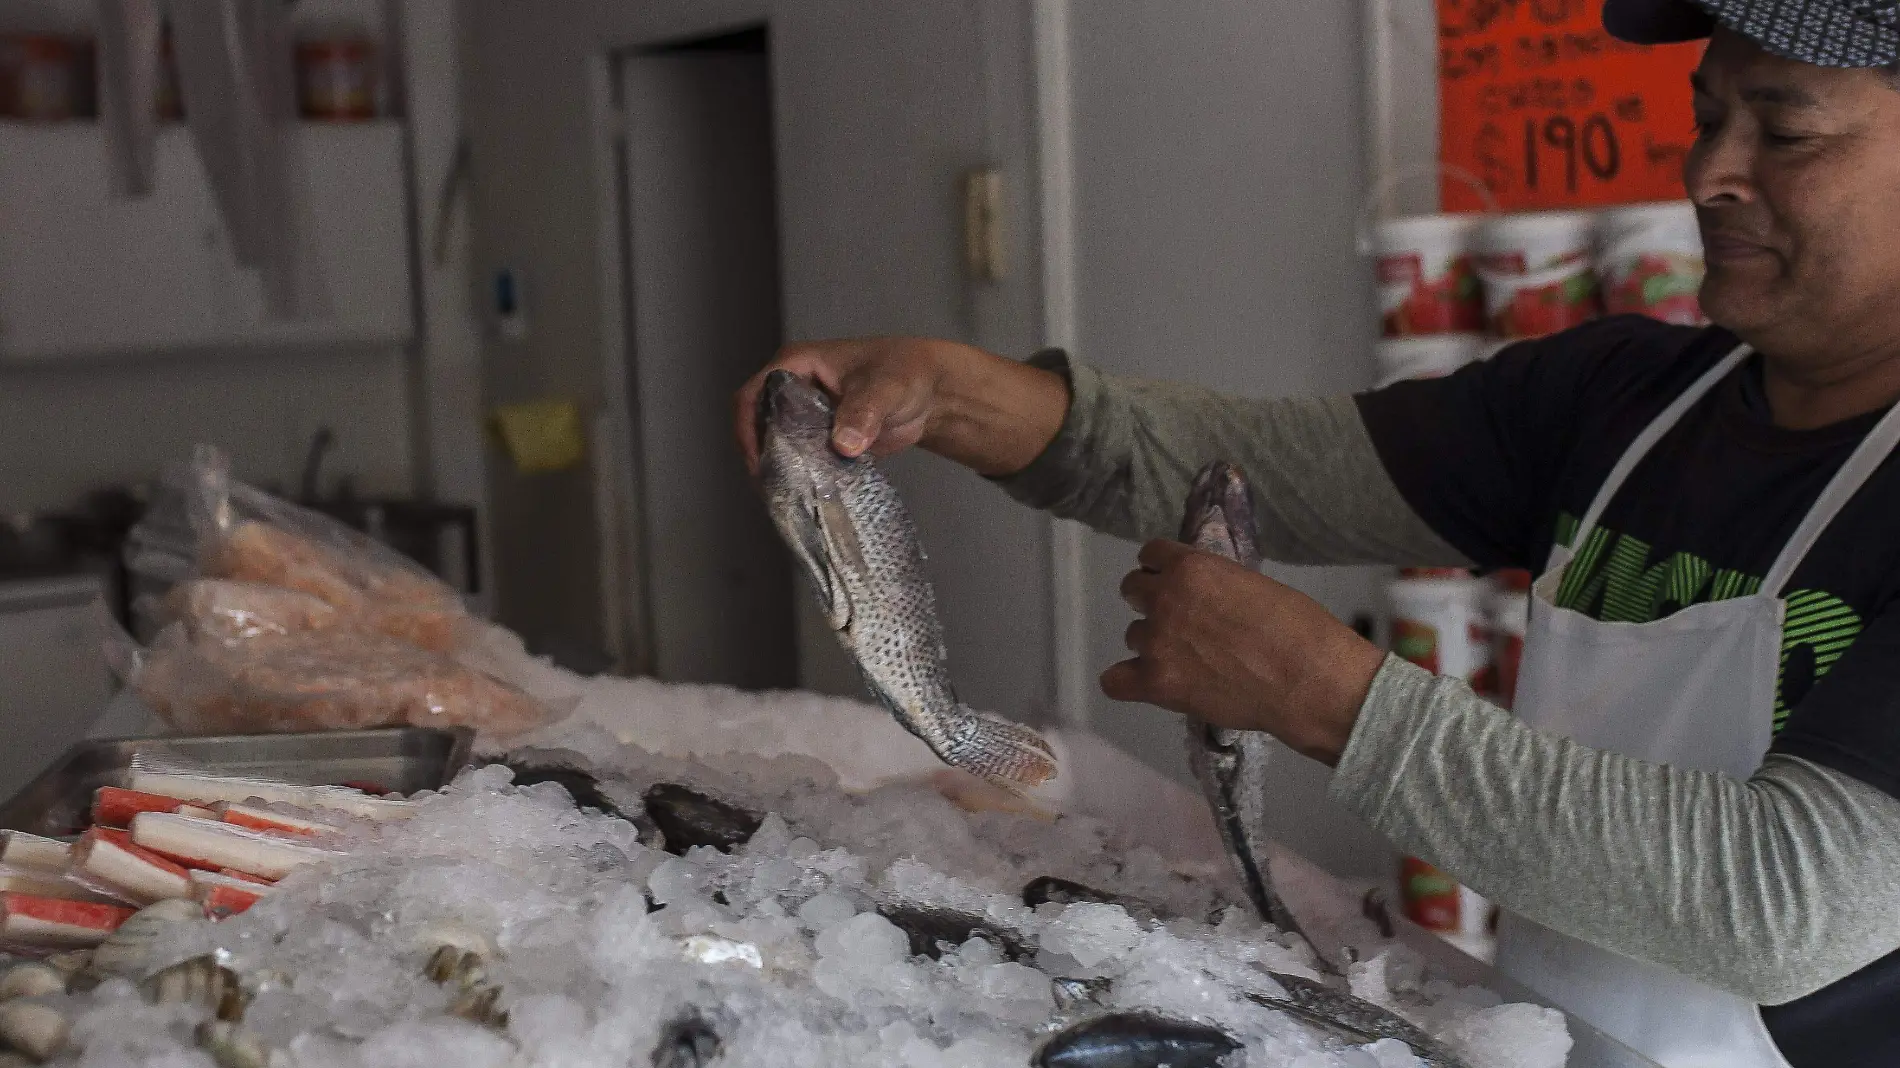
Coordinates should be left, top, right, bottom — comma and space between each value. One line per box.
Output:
756, 371, 1058, 788
1252, 972, 1473, 1068
1178, 461, 1299, 938
1034, 1012, 1241, 1068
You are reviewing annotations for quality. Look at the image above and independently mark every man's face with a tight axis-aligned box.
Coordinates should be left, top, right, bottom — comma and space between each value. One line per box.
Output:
1686, 29, 1900, 359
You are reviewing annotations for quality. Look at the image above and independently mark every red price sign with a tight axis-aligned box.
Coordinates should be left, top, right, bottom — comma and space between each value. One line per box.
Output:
1438, 0, 1705, 212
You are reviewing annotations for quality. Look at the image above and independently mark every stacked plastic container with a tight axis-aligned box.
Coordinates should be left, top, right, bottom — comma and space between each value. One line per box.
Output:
1364, 199, 1706, 958
1384, 566, 1531, 960
1370, 201, 1707, 389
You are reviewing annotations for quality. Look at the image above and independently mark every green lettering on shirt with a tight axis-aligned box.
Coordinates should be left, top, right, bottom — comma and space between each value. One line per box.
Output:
1547, 513, 1859, 728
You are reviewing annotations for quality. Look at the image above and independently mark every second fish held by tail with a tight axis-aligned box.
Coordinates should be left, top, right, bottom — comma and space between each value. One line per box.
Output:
1178, 461, 1301, 938
755, 371, 1058, 789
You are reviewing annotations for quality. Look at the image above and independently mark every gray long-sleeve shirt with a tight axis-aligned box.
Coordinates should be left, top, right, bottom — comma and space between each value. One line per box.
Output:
992, 349, 1900, 1006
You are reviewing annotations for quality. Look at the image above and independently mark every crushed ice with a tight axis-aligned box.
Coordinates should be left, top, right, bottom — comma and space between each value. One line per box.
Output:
31, 681, 1568, 1068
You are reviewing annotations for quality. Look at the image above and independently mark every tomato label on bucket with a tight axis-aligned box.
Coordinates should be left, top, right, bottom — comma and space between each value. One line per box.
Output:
1393, 619, 1441, 674
1401, 857, 1462, 932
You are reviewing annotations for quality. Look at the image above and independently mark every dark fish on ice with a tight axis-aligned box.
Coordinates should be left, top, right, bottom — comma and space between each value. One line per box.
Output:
642, 783, 763, 855
651, 1009, 723, 1068
1021, 876, 1167, 926
877, 903, 1031, 962
1251, 972, 1472, 1068
1034, 1012, 1242, 1068
1177, 461, 1299, 938
502, 753, 664, 846
756, 370, 1058, 788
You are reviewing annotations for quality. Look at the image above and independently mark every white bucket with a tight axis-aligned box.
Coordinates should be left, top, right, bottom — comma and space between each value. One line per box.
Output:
1475, 210, 1602, 339
1374, 335, 1488, 389
1596, 200, 1706, 325
1387, 575, 1495, 694
1371, 214, 1486, 337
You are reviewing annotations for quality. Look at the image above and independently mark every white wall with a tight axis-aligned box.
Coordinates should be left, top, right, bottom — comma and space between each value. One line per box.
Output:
1061, 1, 1396, 880
464, 0, 1059, 718
0, 349, 413, 514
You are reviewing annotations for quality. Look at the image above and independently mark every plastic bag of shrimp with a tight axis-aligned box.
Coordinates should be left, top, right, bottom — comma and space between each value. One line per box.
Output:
125, 445, 474, 655
105, 620, 559, 739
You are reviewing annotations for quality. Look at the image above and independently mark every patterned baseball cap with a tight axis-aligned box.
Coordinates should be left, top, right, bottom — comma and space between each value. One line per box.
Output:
1603, 0, 1900, 66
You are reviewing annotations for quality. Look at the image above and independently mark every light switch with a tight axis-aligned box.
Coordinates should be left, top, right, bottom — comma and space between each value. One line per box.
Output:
962, 168, 1005, 283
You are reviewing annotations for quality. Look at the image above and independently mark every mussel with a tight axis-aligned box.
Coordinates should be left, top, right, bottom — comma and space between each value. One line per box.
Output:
642, 784, 762, 855
651, 1009, 722, 1068
876, 904, 1030, 962
1034, 1012, 1241, 1068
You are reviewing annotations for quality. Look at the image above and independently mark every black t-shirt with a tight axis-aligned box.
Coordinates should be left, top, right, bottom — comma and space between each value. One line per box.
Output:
1355, 316, 1900, 1065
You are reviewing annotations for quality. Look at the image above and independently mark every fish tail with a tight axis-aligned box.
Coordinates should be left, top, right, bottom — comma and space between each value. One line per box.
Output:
938, 708, 1060, 788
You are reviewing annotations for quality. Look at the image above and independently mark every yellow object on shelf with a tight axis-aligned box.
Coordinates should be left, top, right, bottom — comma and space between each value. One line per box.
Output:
490, 399, 586, 474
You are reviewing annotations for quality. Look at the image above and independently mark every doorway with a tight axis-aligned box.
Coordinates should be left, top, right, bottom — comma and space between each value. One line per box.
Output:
616, 26, 799, 690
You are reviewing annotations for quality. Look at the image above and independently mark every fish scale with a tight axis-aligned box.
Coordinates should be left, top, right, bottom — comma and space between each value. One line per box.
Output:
758, 372, 1058, 788
1178, 461, 1301, 939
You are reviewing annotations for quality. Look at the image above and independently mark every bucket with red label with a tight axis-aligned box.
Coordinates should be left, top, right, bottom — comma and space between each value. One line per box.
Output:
1373, 335, 1487, 389
1387, 574, 1495, 695
296, 34, 378, 121
1475, 211, 1603, 339
0, 35, 86, 120
1371, 215, 1485, 337
1400, 856, 1493, 938
1488, 585, 1530, 709
1596, 201, 1706, 326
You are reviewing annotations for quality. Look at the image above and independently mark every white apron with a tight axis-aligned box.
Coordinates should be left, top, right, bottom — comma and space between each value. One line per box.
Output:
1494, 343, 1900, 1068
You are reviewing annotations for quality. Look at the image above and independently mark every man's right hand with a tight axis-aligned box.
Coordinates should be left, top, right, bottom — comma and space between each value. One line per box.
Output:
732, 337, 1069, 479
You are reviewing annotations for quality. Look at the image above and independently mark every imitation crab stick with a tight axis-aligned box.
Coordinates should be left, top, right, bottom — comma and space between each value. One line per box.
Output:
91, 787, 187, 828
126, 772, 412, 822
0, 863, 125, 905
0, 892, 136, 947
130, 813, 339, 882
216, 803, 339, 839
70, 828, 194, 904
188, 870, 278, 917
0, 832, 71, 874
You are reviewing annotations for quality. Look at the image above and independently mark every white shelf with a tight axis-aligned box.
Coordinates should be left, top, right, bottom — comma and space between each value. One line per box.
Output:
0, 121, 414, 363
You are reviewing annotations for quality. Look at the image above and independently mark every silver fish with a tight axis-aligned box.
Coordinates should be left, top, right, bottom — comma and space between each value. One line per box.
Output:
1178, 461, 1299, 939
1251, 972, 1472, 1068
757, 370, 1058, 788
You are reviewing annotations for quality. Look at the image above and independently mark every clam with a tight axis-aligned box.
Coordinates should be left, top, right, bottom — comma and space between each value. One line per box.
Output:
0, 967, 64, 1003
0, 1001, 70, 1063
423, 945, 486, 987
196, 1020, 271, 1068
141, 955, 248, 1022
445, 983, 507, 1030
89, 899, 202, 979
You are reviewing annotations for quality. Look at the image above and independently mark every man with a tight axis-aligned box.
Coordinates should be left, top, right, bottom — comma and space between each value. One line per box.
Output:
734, 1, 1900, 1063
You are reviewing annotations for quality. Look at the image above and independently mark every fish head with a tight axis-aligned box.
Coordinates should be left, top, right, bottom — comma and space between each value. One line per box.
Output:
757, 370, 841, 472
757, 371, 873, 629
757, 371, 856, 526
1180, 460, 1261, 567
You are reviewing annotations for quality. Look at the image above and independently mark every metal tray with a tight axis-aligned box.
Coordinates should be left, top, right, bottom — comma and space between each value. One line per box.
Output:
0, 727, 474, 838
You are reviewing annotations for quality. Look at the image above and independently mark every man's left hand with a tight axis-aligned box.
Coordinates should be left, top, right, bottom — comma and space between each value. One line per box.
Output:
1101, 539, 1388, 766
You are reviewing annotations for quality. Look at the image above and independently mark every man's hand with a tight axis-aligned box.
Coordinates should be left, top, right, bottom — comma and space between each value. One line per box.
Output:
732, 337, 1069, 478
1102, 540, 1387, 766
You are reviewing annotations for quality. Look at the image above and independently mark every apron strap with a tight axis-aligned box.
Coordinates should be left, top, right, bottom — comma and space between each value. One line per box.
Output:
1763, 396, 1900, 594
1564, 344, 1754, 558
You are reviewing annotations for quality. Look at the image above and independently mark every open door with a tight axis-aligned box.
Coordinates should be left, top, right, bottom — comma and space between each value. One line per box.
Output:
616, 29, 799, 691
